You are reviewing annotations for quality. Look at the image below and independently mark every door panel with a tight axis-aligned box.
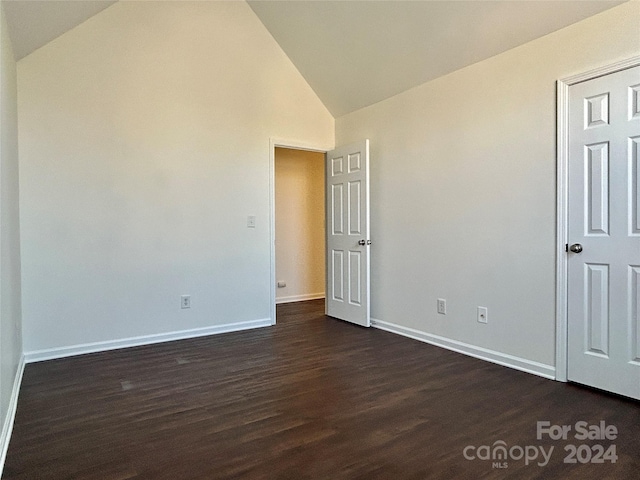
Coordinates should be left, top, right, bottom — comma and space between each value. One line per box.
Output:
349, 251, 362, 305
585, 142, 609, 235
631, 136, 640, 235
348, 180, 361, 234
326, 140, 370, 327
631, 266, 640, 363
631, 84, 640, 119
332, 184, 344, 234
585, 263, 609, 356
567, 65, 640, 400
332, 250, 344, 302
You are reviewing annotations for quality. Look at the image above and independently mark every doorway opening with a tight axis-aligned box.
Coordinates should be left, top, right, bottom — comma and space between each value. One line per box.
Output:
269, 139, 331, 324
275, 147, 326, 306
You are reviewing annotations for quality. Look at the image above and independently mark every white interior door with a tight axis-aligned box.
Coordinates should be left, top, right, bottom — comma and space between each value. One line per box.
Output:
326, 140, 370, 327
567, 65, 640, 400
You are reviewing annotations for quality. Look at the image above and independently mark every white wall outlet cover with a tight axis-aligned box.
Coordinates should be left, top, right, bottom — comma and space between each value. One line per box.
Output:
477, 306, 488, 323
277, 281, 286, 288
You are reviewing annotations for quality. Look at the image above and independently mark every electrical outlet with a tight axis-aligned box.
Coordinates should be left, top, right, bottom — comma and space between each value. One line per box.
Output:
477, 306, 488, 324
181, 295, 191, 309
437, 298, 446, 315
247, 215, 256, 228
277, 281, 286, 288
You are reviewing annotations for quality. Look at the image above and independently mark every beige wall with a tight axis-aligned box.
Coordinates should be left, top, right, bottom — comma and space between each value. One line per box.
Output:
275, 148, 325, 303
0, 1, 23, 463
336, 1, 640, 371
18, 1, 334, 355
12, 0, 639, 372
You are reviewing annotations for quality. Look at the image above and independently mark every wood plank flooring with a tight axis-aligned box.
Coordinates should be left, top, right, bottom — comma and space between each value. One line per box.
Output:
3, 299, 639, 479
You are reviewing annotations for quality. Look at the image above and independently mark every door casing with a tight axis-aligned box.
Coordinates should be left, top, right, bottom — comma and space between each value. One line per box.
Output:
269, 138, 333, 324
555, 55, 640, 382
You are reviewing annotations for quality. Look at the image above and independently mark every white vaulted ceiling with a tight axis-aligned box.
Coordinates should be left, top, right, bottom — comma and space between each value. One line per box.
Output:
2, 0, 629, 117
2, 0, 117, 60
248, 0, 628, 116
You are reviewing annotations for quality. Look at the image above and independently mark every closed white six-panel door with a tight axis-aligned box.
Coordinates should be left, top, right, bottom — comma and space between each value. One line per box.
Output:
326, 140, 370, 327
567, 65, 640, 400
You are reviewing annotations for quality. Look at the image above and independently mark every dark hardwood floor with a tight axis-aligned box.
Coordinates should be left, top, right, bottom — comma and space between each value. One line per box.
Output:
3, 299, 639, 479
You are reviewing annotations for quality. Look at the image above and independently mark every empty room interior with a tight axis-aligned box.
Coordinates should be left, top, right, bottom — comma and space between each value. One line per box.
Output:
0, 0, 639, 478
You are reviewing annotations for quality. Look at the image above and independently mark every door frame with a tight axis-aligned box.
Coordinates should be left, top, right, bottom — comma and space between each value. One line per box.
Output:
269, 138, 334, 325
555, 55, 640, 382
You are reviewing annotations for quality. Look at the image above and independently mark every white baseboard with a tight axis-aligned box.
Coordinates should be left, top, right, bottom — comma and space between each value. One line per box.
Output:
0, 354, 25, 477
371, 318, 556, 380
276, 293, 325, 304
25, 318, 272, 363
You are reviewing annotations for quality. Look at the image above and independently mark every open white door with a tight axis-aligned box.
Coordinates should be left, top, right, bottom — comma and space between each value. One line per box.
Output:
326, 140, 370, 327
567, 65, 640, 400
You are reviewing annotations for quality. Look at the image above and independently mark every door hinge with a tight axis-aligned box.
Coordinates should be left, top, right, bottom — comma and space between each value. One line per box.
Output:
565, 243, 568, 252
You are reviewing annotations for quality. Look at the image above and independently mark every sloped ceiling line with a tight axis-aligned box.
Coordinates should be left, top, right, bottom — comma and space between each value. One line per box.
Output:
2, 0, 627, 117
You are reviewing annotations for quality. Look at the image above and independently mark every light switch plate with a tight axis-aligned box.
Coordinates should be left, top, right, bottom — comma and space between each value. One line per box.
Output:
181, 295, 191, 309
437, 298, 446, 315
